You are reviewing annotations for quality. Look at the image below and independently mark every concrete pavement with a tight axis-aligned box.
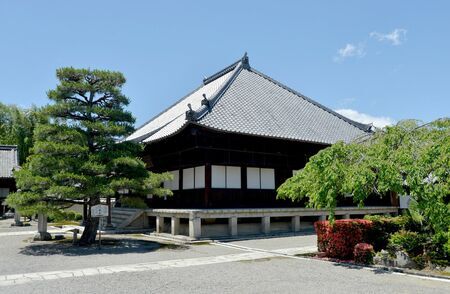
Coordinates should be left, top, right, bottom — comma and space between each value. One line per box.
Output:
0, 220, 448, 293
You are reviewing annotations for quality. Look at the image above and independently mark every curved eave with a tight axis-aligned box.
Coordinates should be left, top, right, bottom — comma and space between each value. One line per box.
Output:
141, 122, 366, 146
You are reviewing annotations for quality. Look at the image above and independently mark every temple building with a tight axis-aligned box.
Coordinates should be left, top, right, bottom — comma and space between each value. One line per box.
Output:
0, 145, 19, 216
127, 54, 383, 209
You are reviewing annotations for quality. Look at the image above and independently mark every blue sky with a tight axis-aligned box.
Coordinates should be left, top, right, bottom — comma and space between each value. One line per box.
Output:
1, 1, 449, 127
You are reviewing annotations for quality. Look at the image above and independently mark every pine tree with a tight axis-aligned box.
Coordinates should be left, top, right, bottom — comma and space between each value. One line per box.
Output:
7, 68, 170, 245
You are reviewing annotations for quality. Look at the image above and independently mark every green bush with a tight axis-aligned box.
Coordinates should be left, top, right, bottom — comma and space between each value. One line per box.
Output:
74, 213, 83, 221
66, 211, 76, 220
47, 210, 83, 222
426, 232, 450, 267
389, 230, 426, 257
121, 197, 148, 209
364, 215, 406, 251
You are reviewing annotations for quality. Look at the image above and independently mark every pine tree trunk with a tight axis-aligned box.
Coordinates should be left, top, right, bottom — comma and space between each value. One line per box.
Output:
79, 217, 99, 246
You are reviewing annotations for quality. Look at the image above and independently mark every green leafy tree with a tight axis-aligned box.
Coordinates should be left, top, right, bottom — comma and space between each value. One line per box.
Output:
0, 103, 40, 163
278, 118, 449, 251
7, 68, 171, 245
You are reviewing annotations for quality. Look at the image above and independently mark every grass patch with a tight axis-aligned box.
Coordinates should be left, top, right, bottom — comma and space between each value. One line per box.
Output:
190, 241, 211, 246
49, 221, 80, 227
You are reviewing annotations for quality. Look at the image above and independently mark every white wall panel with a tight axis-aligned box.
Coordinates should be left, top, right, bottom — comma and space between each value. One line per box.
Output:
226, 166, 241, 189
194, 166, 205, 188
212, 165, 226, 188
183, 168, 195, 189
247, 167, 260, 189
261, 168, 275, 189
171, 170, 179, 190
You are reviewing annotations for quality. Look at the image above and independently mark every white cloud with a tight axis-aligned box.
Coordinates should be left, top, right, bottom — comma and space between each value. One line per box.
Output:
370, 28, 407, 46
334, 43, 365, 62
335, 108, 396, 128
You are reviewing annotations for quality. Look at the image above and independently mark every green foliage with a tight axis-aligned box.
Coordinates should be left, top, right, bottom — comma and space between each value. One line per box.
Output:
389, 230, 426, 257
7, 67, 172, 244
277, 118, 450, 242
121, 197, 148, 209
47, 210, 83, 222
0, 103, 41, 163
363, 215, 411, 251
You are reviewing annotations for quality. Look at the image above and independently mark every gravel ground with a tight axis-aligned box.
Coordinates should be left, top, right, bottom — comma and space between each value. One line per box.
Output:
0, 218, 38, 233
1, 220, 448, 293
5, 255, 449, 294
0, 234, 238, 275
226, 232, 317, 250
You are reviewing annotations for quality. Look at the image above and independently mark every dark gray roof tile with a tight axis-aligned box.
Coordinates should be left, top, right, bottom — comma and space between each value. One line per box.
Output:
128, 54, 372, 145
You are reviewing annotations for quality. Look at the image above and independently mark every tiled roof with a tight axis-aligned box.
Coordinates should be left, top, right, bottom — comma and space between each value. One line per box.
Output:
128, 54, 373, 145
0, 145, 19, 178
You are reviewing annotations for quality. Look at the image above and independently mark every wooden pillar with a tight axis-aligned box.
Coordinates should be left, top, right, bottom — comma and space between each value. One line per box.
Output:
204, 163, 211, 208
390, 191, 400, 207
319, 215, 327, 221
106, 196, 112, 227
343, 214, 351, 219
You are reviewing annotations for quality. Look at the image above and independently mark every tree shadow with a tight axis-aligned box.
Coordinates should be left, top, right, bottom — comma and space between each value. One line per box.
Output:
332, 260, 393, 275
19, 238, 188, 257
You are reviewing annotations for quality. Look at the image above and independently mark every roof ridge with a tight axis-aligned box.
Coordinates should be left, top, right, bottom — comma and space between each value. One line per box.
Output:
202, 53, 247, 85
189, 61, 244, 121
128, 55, 248, 142
248, 68, 373, 133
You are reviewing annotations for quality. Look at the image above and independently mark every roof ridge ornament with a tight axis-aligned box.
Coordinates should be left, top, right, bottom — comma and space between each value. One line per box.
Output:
241, 52, 250, 69
201, 93, 210, 109
185, 103, 195, 121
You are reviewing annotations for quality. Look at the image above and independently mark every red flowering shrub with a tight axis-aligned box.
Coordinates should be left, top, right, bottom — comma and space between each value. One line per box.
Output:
314, 221, 330, 252
314, 219, 373, 259
353, 243, 374, 264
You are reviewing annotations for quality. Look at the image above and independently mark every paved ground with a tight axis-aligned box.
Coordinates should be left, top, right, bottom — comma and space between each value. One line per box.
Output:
0, 217, 37, 233
0, 219, 448, 293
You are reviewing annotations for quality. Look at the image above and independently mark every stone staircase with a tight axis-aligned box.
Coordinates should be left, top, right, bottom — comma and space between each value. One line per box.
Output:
111, 208, 146, 229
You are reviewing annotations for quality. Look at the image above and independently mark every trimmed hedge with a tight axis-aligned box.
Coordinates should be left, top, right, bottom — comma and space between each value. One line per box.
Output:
121, 197, 148, 209
48, 210, 82, 222
363, 215, 417, 251
354, 243, 374, 264
315, 219, 373, 259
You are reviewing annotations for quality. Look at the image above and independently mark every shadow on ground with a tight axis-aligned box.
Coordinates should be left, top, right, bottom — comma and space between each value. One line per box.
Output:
332, 261, 392, 275
218, 229, 316, 243
19, 238, 188, 256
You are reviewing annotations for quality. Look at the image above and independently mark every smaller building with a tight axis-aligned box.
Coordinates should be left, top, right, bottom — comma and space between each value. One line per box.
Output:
0, 145, 19, 215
